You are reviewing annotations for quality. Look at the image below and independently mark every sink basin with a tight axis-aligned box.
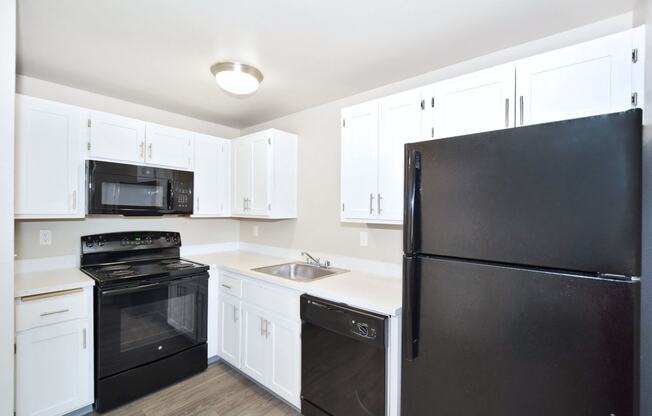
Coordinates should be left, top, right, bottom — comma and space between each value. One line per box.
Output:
252, 262, 349, 281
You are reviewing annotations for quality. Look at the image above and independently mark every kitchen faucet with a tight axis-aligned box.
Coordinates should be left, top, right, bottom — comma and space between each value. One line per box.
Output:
301, 251, 331, 269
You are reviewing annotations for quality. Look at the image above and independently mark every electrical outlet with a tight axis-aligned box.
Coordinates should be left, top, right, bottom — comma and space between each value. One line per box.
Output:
359, 231, 368, 247
253, 225, 259, 237
39, 230, 52, 245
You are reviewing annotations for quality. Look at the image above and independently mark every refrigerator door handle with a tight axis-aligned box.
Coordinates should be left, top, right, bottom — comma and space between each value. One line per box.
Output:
403, 255, 420, 360
404, 149, 421, 254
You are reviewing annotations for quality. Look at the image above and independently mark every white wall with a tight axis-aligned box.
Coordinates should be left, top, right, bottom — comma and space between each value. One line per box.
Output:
14, 77, 242, 260
238, 13, 637, 265
1, 0, 15, 413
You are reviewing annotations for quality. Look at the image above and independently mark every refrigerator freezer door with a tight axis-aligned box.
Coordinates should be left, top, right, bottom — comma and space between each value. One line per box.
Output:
401, 256, 639, 416
404, 109, 642, 276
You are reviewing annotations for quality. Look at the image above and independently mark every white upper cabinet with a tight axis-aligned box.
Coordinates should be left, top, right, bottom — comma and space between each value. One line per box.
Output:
516, 30, 637, 126
145, 123, 194, 170
88, 114, 193, 170
232, 138, 253, 215
231, 129, 297, 219
341, 101, 379, 221
433, 64, 516, 138
340, 27, 644, 225
88, 111, 146, 164
193, 134, 231, 217
341, 89, 429, 224
249, 134, 272, 216
15, 95, 86, 219
378, 89, 429, 222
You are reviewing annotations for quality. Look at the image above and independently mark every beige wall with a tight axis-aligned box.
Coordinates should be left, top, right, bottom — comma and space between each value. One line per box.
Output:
239, 12, 636, 265
1, 0, 15, 412
14, 76, 241, 260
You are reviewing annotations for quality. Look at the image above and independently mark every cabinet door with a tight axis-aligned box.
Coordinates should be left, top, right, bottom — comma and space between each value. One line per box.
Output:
232, 138, 252, 215
241, 302, 269, 385
377, 89, 425, 222
194, 134, 230, 216
249, 134, 271, 216
218, 294, 241, 368
516, 31, 633, 126
267, 314, 301, 407
88, 111, 146, 164
341, 101, 379, 221
433, 64, 516, 139
15, 95, 85, 218
145, 123, 194, 170
16, 319, 92, 416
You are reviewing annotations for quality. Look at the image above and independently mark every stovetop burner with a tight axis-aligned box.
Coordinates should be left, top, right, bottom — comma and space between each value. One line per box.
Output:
163, 262, 195, 270
100, 264, 133, 272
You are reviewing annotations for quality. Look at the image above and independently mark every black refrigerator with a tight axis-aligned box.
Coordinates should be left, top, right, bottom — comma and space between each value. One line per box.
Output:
402, 109, 642, 416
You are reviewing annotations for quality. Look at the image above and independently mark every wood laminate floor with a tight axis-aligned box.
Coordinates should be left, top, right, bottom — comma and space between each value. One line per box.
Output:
94, 362, 300, 416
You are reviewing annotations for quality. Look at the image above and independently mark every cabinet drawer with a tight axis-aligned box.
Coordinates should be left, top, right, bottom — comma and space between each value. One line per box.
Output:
16, 289, 89, 332
219, 272, 243, 298
242, 281, 299, 322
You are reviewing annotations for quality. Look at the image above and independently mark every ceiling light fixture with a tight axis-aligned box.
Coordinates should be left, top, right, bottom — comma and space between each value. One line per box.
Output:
210, 62, 264, 95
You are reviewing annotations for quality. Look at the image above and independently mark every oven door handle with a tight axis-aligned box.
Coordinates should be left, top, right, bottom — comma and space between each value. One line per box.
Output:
101, 282, 165, 296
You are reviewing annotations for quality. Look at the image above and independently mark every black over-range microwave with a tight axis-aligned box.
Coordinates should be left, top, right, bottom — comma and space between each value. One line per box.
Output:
86, 160, 193, 216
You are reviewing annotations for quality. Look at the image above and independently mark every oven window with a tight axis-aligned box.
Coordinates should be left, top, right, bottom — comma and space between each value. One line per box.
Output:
101, 182, 164, 208
119, 286, 197, 352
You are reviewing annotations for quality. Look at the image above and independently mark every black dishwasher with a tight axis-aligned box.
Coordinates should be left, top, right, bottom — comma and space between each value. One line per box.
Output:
300, 294, 387, 416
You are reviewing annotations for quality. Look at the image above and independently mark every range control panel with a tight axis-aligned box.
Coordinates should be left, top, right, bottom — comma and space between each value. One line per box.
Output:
81, 231, 182, 254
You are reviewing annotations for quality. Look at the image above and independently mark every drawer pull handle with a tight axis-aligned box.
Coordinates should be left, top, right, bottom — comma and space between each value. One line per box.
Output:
40, 309, 70, 317
21, 288, 83, 302
221, 284, 232, 289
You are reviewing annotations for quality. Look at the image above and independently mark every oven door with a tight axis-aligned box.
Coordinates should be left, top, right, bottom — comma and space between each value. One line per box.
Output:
96, 273, 208, 378
87, 161, 174, 215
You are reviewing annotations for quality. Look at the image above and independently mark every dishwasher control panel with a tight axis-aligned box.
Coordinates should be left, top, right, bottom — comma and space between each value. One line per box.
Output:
352, 320, 377, 340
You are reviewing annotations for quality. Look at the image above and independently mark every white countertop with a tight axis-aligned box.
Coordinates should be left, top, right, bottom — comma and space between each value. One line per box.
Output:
186, 251, 402, 316
14, 268, 95, 298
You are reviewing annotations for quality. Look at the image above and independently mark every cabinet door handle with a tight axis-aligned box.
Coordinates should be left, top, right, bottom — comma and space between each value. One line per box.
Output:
83, 328, 87, 349
140, 142, 145, 159
504, 98, 510, 128
369, 193, 375, 214
197, 197, 200, 211
260, 317, 265, 336
148, 143, 153, 160
519, 96, 524, 126
221, 284, 232, 289
377, 193, 382, 215
40, 309, 69, 317
233, 305, 239, 323
264, 319, 270, 338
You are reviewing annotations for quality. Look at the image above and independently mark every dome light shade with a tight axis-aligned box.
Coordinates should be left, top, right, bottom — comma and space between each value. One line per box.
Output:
210, 62, 264, 95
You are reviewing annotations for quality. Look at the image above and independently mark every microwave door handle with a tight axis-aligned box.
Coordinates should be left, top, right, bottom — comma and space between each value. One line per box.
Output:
167, 180, 174, 211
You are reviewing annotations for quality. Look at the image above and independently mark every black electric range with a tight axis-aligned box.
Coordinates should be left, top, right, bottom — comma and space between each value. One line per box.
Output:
81, 231, 209, 413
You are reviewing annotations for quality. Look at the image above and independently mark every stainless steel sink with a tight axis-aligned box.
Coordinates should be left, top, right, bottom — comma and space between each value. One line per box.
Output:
252, 262, 349, 281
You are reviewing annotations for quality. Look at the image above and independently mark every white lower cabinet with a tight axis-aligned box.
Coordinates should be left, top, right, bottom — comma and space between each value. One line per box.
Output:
218, 293, 242, 368
15, 288, 94, 416
267, 313, 301, 403
241, 302, 269, 384
217, 272, 301, 408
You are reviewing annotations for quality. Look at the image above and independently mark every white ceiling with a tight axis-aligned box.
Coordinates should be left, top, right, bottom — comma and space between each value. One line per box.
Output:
17, 0, 636, 128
